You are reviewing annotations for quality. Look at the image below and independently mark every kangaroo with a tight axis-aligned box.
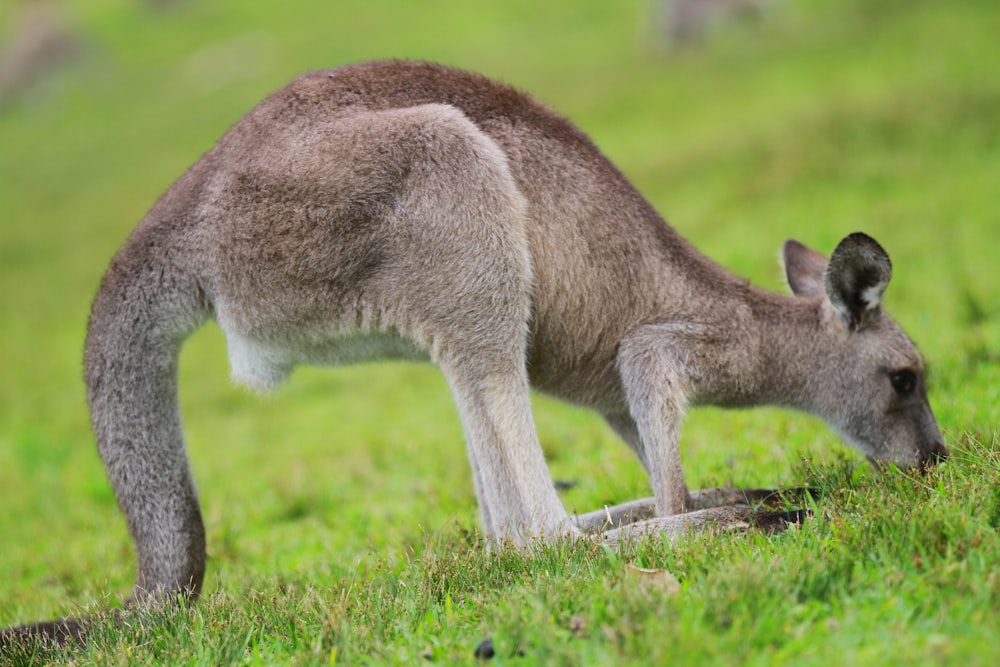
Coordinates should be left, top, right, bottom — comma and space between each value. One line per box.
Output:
1, 60, 945, 647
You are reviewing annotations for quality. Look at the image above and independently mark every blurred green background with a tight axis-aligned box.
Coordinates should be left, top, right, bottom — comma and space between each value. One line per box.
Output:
1, 0, 998, 629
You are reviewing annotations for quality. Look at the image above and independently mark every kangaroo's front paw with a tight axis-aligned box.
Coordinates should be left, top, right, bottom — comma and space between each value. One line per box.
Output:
751, 508, 812, 535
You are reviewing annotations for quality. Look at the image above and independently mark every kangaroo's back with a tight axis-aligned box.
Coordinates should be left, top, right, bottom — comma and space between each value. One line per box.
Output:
229, 61, 742, 403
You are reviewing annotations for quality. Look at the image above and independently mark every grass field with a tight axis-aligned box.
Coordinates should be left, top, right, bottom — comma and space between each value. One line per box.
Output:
1, 0, 999, 664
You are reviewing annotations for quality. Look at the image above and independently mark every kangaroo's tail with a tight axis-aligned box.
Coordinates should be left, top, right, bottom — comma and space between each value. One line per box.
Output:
85, 220, 211, 599
0, 616, 90, 651
2, 219, 211, 650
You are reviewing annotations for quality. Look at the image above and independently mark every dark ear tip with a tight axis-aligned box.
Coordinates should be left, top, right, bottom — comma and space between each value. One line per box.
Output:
836, 232, 889, 257
831, 232, 892, 272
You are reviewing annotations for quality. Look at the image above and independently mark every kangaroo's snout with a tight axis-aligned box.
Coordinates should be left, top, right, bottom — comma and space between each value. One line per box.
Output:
868, 439, 948, 472
921, 441, 949, 468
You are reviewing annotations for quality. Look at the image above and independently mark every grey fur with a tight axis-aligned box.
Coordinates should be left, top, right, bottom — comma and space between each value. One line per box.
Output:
3, 61, 945, 641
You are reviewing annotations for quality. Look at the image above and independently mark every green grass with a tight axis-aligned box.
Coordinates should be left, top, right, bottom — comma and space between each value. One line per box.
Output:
2, 0, 999, 664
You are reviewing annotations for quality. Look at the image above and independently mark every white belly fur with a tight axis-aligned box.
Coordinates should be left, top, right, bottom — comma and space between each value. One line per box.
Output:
223, 326, 428, 393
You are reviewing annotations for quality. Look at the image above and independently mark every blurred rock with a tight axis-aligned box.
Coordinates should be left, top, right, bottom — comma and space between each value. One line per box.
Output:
473, 637, 495, 660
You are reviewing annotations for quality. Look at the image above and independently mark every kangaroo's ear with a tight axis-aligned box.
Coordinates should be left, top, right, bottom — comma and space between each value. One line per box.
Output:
783, 239, 828, 297
824, 232, 892, 330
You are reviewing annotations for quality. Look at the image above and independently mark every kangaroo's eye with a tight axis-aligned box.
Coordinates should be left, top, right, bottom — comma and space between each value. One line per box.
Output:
890, 370, 917, 396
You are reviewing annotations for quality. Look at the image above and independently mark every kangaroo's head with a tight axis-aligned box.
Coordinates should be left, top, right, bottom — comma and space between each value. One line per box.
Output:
783, 233, 947, 469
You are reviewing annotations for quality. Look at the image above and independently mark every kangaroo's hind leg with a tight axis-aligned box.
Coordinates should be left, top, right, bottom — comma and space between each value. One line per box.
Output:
344, 105, 580, 545
442, 355, 574, 544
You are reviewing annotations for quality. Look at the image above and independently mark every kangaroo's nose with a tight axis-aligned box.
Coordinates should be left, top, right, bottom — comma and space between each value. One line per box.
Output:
921, 442, 949, 469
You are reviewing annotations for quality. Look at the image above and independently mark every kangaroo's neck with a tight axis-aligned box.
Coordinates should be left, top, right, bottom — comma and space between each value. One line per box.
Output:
750, 291, 831, 410
681, 279, 829, 412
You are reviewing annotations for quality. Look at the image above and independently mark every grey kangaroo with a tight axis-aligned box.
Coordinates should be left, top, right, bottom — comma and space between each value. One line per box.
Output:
1, 60, 945, 646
